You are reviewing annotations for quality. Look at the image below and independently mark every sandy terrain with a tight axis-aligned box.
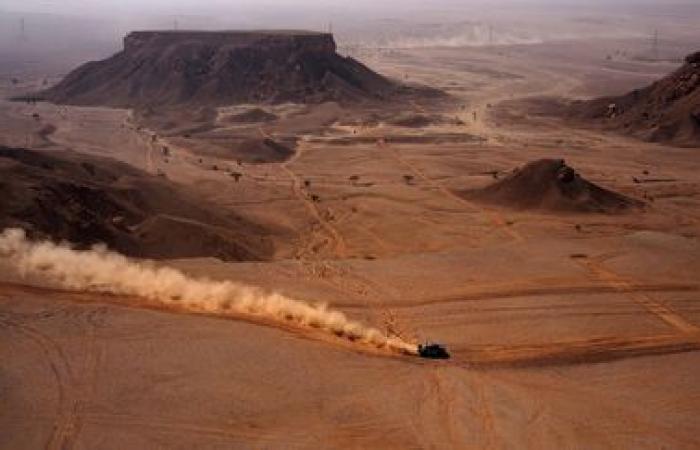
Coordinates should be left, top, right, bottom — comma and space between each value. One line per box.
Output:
1, 34, 700, 450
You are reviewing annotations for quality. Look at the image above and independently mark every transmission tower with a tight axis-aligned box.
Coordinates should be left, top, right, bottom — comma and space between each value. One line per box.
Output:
19, 17, 27, 41
651, 29, 659, 60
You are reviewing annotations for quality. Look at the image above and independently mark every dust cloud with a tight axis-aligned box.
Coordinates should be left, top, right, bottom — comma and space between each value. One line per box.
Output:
0, 228, 417, 354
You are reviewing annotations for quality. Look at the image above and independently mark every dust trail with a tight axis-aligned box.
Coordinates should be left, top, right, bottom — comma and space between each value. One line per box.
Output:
0, 228, 417, 355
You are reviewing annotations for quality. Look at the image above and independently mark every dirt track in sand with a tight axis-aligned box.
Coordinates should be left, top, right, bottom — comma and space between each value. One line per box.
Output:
2, 281, 699, 370
2, 32, 700, 449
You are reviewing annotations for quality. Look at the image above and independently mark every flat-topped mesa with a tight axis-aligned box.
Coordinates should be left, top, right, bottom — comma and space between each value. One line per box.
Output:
39, 29, 407, 107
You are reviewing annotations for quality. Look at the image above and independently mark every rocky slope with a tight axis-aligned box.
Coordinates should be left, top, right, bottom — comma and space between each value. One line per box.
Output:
0, 146, 273, 260
571, 51, 700, 147
461, 159, 644, 213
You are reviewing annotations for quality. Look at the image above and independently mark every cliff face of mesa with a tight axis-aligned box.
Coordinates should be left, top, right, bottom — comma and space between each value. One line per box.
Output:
41, 30, 401, 107
122, 30, 338, 54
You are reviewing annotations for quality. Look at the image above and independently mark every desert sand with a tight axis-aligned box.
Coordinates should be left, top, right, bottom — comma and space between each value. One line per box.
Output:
1, 21, 699, 450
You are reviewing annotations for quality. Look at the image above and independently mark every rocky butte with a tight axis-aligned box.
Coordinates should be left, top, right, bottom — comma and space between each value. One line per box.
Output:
38, 30, 409, 107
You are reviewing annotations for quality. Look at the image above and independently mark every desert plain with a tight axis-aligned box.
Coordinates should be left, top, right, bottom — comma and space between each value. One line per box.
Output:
0, 6, 699, 449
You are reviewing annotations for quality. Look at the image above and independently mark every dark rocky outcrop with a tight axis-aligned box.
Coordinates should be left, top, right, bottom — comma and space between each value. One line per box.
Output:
460, 159, 644, 213
0, 146, 273, 260
686, 51, 700, 65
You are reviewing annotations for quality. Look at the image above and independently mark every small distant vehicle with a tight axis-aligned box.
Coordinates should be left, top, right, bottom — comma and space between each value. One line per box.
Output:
417, 342, 450, 359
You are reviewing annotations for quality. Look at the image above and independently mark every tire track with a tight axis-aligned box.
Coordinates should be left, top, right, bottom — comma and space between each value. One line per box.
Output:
60, 308, 105, 450
281, 162, 348, 258
124, 111, 156, 174
451, 333, 700, 368
265, 127, 347, 259
469, 372, 499, 450
332, 281, 700, 309
0, 317, 72, 450
0, 282, 410, 360
262, 128, 406, 336
2, 306, 109, 450
576, 258, 699, 334
297, 260, 419, 343
379, 138, 524, 242
432, 369, 462, 449
413, 368, 460, 449
84, 412, 314, 444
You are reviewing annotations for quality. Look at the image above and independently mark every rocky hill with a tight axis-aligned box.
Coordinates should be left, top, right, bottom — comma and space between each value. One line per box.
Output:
461, 159, 644, 213
0, 146, 273, 260
37, 30, 417, 107
571, 51, 700, 147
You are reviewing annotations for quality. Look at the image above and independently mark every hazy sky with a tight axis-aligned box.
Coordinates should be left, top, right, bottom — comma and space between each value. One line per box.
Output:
1, 0, 688, 15
3, 0, 696, 42
6, 0, 416, 14
1, 0, 697, 75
